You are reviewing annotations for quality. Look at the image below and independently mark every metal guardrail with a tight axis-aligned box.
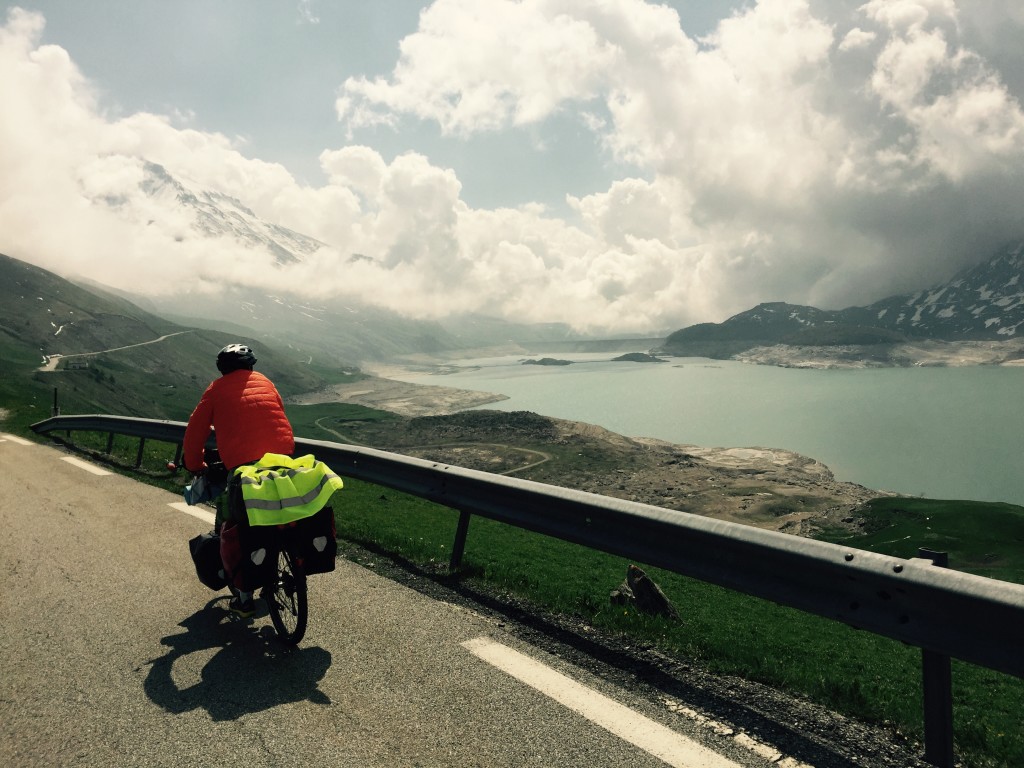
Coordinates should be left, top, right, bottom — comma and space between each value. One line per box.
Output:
31, 413, 1024, 767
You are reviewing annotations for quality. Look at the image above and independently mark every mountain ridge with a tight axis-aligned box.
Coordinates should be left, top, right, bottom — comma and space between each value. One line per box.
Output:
658, 240, 1024, 365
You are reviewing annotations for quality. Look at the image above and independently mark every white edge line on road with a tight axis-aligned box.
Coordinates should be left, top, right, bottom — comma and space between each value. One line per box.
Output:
168, 502, 216, 526
1, 433, 32, 445
461, 637, 740, 768
61, 456, 112, 476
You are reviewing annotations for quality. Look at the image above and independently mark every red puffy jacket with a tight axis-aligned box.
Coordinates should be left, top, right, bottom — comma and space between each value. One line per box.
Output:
183, 369, 294, 471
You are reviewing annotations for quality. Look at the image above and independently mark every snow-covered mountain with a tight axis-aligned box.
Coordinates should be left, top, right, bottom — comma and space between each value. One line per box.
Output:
134, 161, 327, 264
662, 240, 1024, 356
852, 241, 1024, 339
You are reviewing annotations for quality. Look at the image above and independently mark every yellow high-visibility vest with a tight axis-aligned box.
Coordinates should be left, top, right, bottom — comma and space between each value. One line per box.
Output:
234, 453, 344, 526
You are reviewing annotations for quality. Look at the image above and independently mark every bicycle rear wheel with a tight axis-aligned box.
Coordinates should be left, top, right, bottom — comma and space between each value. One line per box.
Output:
265, 548, 307, 645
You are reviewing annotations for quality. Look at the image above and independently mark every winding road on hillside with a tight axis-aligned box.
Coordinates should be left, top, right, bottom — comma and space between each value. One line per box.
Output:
37, 330, 193, 371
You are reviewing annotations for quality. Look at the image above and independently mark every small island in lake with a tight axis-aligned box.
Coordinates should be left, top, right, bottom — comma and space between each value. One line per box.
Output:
612, 352, 667, 363
521, 357, 573, 366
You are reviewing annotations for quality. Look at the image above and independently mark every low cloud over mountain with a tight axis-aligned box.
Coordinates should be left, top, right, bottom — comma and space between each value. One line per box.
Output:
661, 241, 1024, 359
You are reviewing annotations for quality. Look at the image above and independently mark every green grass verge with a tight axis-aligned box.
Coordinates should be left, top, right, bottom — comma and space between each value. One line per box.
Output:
819, 497, 1024, 584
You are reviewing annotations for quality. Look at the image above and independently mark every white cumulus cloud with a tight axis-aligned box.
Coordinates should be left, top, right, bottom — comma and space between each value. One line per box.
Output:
2, 0, 1024, 338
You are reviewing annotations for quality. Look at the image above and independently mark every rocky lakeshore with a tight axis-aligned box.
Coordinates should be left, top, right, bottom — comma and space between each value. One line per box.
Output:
291, 374, 885, 537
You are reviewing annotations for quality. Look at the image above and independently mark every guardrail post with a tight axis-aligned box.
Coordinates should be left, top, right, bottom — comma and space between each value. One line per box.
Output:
449, 509, 472, 573
919, 548, 954, 768
135, 437, 146, 468
105, 432, 115, 454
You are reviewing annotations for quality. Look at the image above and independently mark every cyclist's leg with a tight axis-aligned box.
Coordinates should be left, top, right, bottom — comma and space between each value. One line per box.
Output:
217, 473, 244, 590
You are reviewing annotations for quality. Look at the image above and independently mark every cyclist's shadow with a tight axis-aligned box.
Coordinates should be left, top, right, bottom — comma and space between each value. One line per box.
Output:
144, 597, 332, 721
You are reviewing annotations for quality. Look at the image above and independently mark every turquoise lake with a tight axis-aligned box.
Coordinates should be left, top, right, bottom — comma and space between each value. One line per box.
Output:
393, 355, 1024, 506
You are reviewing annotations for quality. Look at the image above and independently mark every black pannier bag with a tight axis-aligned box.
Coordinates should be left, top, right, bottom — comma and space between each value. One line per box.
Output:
241, 505, 338, 580
188, 531, 228, 590
283, 505, 338, 575
222, 520, 276, 591
300, 505, 338, 574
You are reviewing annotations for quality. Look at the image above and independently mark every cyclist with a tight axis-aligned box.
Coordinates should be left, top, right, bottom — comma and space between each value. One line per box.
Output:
183, 343, 295, 616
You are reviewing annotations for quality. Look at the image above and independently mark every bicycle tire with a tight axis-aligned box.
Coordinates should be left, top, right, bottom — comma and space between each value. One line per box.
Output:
265, 548, 308, 645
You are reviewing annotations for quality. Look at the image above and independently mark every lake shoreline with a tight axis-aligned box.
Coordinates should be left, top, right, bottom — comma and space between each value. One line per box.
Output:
287, 374, 509, 417
290, 364, 892, 529
350, 352, 1024, 506
732, 339, 1024, 368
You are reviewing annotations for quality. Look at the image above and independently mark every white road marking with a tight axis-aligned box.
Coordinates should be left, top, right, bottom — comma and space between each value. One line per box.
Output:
1, 433, 32, 445
168, 502, 216, 526
61, 456, 112, 476
462, 637, 740, 768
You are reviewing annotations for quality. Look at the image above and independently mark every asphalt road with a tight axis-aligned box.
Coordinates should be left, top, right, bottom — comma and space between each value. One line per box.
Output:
0, 436, 767, 768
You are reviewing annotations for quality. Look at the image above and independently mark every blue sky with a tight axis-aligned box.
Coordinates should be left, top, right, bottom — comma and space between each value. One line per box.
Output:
3, 1, 1024, 333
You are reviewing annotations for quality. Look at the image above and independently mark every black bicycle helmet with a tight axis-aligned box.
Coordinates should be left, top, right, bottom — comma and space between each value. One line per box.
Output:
216, 343, 257, 374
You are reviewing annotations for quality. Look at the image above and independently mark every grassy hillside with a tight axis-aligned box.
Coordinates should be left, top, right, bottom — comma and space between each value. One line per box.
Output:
0, 252, 180, 358
0, 253, 353, 432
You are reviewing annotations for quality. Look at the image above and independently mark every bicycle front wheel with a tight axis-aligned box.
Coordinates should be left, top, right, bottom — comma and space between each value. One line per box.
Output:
265, 549, 308, 645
